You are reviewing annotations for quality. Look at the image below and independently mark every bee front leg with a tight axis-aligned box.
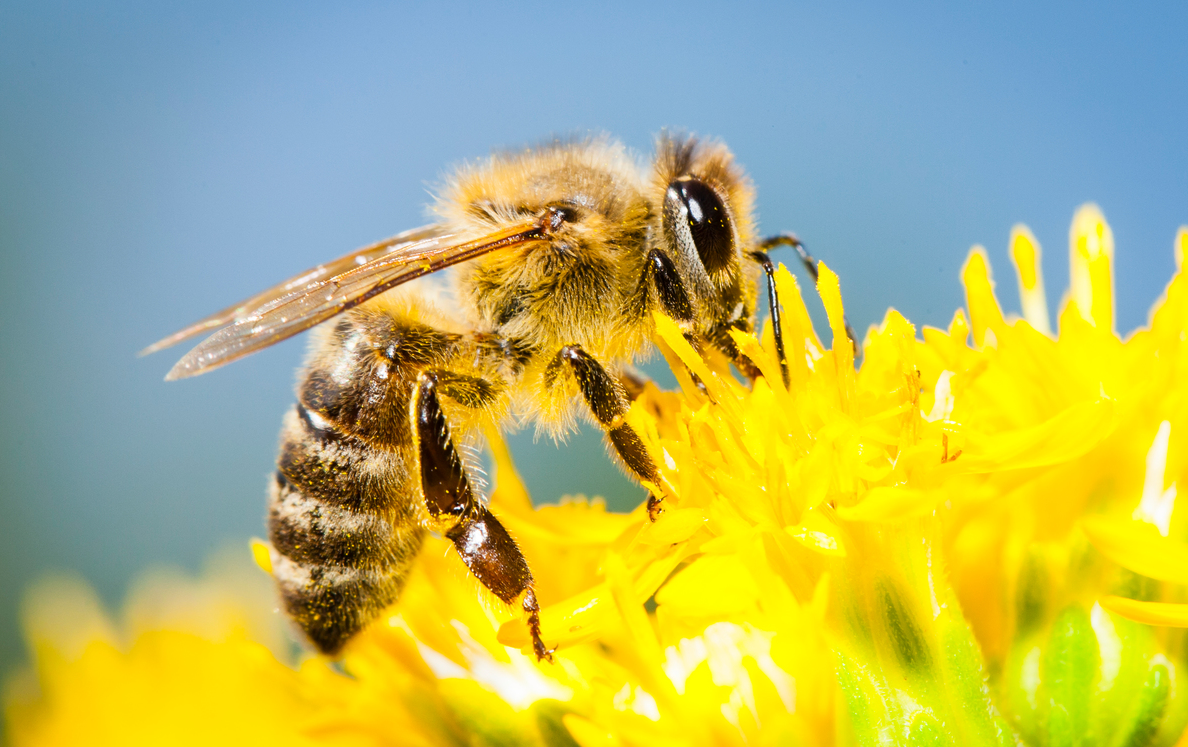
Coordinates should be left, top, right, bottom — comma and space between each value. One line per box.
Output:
550, 345, 667, 521
750, 250, 790, 387
413, 372, 551, 662
639, 249, 720, 394
755, 234, 859, 364
643, 249, 695, 323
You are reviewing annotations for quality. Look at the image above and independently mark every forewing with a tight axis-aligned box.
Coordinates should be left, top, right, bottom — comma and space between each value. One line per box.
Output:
141, 224, 447, 356
164, 217, 546, 379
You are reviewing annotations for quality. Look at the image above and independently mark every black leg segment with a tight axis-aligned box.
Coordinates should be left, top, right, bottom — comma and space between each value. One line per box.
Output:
749, 251, 789, 387
414, 372, 550, 661
646, 249, 695, 322
552, 345, 665, 520
416, 372, 473, 520
447, 507, 547, 660
756, 233, 859, 359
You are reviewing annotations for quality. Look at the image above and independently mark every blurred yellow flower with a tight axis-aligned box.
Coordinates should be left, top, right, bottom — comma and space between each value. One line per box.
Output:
6, 206, 1188, 746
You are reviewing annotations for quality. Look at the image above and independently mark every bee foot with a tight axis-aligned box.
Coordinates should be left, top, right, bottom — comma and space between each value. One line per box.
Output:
646, 492, 664, 522
524, 592, 553, 663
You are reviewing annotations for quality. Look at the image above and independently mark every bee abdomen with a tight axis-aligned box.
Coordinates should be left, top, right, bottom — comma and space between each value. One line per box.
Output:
269, 472, 397, 569
268, 473, 425, 653
269, 543, 422, 655
269, 398, 425, 654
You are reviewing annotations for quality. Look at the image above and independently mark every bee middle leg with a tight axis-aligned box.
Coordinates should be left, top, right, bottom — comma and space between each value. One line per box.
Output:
550, 345, 667, 521
412, 371, 550, 662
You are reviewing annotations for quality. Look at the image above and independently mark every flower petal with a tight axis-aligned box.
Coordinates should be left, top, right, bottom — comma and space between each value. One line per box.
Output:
1099, 596, 1188, 627
962, 247, 1006, 348
958, 398, 1114, 472
836, 487, 940, 522
1081, 516, 1188, 585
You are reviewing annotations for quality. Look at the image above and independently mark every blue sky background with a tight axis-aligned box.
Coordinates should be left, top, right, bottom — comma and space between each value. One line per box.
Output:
2, 1, 1186, 679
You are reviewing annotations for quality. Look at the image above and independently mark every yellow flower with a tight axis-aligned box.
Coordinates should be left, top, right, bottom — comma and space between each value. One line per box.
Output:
6, 205, 1188, 746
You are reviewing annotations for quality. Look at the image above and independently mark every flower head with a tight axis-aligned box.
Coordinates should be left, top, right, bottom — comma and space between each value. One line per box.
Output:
6, 207, 1188, 746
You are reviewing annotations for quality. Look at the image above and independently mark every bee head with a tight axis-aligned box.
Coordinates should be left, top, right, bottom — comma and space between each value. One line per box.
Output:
650, 133, 759, 340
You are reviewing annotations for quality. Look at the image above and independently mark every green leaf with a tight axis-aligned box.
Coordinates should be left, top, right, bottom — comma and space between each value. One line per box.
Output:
1114, 662, 1170, 747
907, 710, 950, 747
939, 619, 1015, 746
836, 652, 882, 747
530, 699, 581, 747
1042, 606, 1099, 747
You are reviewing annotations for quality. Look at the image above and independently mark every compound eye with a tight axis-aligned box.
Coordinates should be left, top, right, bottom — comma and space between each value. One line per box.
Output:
668, 178, 733, 273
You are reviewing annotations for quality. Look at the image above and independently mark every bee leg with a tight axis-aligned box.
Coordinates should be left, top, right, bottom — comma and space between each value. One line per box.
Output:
644, 249, 695, 323
755, 234, 859, 361
617, 367, 649, 401
414, 372, 551, 662
749, 251, 790, 387
551, 345, 666, 521
638, 249, 721, 394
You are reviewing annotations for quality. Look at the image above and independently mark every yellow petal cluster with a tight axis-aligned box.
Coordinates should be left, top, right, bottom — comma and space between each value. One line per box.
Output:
6, 206, 1188, 746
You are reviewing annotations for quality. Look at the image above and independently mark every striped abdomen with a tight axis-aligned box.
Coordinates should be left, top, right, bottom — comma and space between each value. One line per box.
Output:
268, 310, 463, 653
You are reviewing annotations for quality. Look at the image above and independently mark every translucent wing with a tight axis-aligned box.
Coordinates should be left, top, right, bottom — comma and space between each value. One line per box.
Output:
159, 217, 548, 380
140, 224, 447, 357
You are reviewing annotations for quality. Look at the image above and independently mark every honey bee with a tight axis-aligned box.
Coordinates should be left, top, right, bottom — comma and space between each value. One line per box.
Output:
144, 133, 839, 662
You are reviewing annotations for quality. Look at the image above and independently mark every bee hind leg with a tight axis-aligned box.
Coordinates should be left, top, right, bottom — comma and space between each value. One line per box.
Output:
413, 372, 551, 662
550, 345, 667, 522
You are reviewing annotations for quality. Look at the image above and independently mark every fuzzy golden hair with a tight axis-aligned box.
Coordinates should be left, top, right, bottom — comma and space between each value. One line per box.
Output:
436, 137, 653, 363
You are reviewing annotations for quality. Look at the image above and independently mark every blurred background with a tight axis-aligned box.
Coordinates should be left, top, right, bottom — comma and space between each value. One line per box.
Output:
1, 0, 1186, 680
